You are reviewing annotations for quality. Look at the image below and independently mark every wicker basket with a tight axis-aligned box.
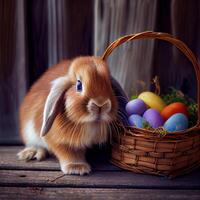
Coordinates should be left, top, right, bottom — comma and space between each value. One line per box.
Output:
102, 31, 200, 178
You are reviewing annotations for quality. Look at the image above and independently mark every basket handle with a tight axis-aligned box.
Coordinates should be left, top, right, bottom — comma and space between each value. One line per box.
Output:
102, 31, 200, 130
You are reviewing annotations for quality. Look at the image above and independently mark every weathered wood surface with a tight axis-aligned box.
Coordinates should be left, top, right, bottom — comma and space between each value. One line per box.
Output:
1, 188, 200, 200
0, 169, 200, 189
47, 0, 93, 66
0, 146, 120, 171
0, 146, 200, 199
0, 0, 93, 144
95, 0, 200, 99
0, 147, 200, 189
95, 0, 157, 97
0, 0, 27, 144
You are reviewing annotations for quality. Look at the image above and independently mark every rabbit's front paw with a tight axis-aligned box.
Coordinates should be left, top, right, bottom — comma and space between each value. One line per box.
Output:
61, 162, 91, 175
17, 147, 47, 161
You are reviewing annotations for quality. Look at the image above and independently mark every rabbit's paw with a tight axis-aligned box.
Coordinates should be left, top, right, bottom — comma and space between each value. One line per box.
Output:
61, 162, 91, 175
17, 147, 46, 161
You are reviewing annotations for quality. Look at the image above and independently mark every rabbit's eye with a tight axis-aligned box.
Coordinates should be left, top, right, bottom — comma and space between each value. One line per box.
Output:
76, 80, 82, 92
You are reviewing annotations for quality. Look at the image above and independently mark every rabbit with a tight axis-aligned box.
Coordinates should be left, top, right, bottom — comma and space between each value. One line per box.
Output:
17, 56, 120, 175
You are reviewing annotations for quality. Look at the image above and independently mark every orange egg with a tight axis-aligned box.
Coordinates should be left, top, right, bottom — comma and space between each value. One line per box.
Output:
161, 102, 188, 121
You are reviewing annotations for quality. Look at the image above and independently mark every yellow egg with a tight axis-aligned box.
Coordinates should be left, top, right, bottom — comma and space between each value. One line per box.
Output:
138, 91, 166, 112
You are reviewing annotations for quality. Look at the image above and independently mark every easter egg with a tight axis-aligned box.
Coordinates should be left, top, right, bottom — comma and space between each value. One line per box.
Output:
164, 113, 188, 132
138, 91, 166, 112
125, 99, 147, 116
143, 108, 164, 128
161, 102, 188, 120
128, 114, 147, 128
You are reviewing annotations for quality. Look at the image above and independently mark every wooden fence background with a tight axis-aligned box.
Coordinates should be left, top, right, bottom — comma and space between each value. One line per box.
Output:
0, 0, 200, 144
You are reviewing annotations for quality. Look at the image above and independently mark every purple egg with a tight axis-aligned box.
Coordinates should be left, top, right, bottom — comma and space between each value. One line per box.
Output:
125, 99, 147, 116
143, 109, 164, 128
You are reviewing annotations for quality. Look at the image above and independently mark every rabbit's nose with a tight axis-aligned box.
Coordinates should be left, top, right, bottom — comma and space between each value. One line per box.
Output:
92, 103, 101, 114
88, 99, 111, 114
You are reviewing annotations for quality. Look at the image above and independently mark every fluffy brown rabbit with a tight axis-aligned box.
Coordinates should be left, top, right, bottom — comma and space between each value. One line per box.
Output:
17, 56, 119, 175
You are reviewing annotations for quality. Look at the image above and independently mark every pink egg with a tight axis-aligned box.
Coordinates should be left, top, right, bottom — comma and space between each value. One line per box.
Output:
143, 109, 164, 128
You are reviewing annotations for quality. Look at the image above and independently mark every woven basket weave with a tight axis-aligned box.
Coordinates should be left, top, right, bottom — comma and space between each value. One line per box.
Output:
102, 31, 200, 178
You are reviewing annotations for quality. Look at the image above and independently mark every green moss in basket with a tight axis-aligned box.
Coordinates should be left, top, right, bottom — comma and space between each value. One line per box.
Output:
130, 95, 138, 100
142, 121, 152, 129
188, 103, 198, 127
162, 87, 198, 127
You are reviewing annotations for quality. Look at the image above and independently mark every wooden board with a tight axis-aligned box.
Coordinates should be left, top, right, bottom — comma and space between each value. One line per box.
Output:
0, 169, 200, 189
0, 146, 200, 189
0, 0, 26, 144
0, 0, 94, 144
0, 146, 120, 171
0, 146, 200, 199
1, 187, 200, 200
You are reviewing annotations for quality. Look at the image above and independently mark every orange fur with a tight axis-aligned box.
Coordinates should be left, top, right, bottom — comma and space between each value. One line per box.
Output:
19, 56, 118, 175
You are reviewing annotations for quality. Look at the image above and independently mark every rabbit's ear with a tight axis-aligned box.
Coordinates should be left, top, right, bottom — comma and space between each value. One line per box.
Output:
40, 76, 71, 137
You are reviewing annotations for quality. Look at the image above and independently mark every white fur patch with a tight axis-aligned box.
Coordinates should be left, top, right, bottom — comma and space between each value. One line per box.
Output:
82, 123, 108, 146
24, 120, 48, 149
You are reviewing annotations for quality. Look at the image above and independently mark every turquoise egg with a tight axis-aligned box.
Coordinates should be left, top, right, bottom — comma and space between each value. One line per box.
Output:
164, 113, 188, 132
128, 114, 147, 128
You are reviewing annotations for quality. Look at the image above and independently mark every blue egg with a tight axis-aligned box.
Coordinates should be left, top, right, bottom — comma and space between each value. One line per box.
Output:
128, 114, 147, 128
164, 113, 188, 132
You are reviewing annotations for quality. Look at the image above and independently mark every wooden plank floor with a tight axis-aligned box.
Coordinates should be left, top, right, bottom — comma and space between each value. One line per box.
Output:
0, 146, 200, 200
